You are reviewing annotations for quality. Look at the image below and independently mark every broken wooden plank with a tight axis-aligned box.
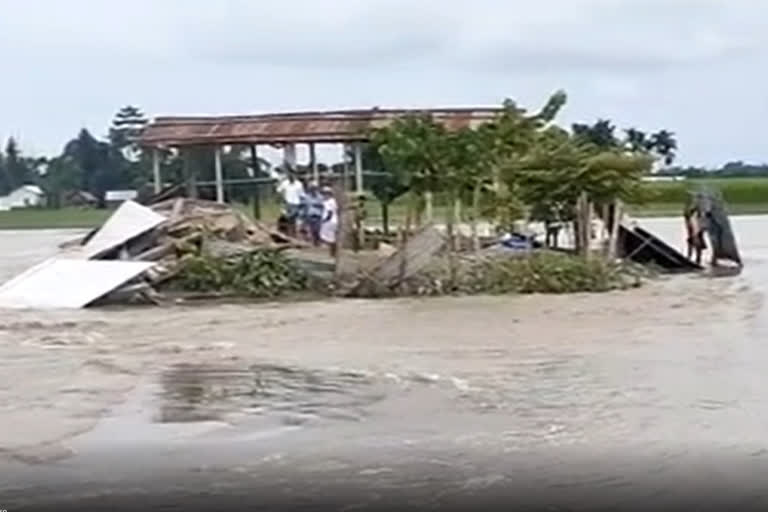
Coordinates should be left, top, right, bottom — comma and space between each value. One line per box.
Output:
77, 200, 168, 260
134, 241, 176, 262
0, 258, 154, 309
618, 224, 702, 272
345, 225, 446, 296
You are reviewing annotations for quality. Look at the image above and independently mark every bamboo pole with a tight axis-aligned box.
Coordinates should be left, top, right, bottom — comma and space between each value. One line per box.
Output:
585, 197, 593, 259
576, 192, 590, 257
152, 148, 161, 194
309, 142, 319, 183
601, 202, 610, 256
214, 146, 224, 204
446, 193, 460, 286
424, 191, 434, 222
608, 198, 623, 260
398, 192, 415, 284
333, 183, 347, 281
471, 182, 481, 253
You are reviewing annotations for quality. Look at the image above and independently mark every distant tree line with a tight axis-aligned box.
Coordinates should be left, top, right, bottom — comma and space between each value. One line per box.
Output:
658, 161, 768, 178
0, 105, 282, 208
0, 102, 761, 215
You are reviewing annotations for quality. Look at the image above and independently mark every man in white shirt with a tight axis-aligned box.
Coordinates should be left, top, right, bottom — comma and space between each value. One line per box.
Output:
319, 186, 339, 257
276, 172, 305, 237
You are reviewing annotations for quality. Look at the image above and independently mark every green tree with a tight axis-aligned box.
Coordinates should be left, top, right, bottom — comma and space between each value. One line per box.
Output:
572, 119, 619, 148
519, 124, 653, 253
109, 105, 149, 160
371, 114, 447, 224
518, 126, 587, 227
492, 91, 569, 229
450, 124, 497, 251
107, 105, 154, 193
41, 156, 83, 208
648, 129, 677, 165
62, 129, 127, 207
0, 150, 8, 195
2, 138, 33, 191
358, 143, 409, 235
624, 128, 650, 152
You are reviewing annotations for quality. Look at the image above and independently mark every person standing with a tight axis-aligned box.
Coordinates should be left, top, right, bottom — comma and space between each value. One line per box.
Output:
683, 204, 706, 265
319, 186, 339, 257
302, 182, 325, 246
276, 172, 304, 237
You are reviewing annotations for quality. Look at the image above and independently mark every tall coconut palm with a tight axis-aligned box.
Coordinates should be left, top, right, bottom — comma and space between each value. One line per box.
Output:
649, 130, 678, 166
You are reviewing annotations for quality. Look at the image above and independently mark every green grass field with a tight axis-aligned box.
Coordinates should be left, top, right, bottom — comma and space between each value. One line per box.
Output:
3, 177, 768, 230
0, 207, 112, 230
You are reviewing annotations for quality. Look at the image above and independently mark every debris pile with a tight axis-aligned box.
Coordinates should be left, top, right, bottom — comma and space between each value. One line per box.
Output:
94, 199, 312, 305
0, 198, 704, 310
0, 199, 311, 309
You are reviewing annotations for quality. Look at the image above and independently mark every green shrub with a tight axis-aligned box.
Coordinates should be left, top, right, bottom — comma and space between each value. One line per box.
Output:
466, 251, 643, 294
402, 251, 647, 296
172, 250, 309, 298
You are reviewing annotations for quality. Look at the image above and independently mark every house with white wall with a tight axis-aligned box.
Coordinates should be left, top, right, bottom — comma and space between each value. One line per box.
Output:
0, 185, 46, 211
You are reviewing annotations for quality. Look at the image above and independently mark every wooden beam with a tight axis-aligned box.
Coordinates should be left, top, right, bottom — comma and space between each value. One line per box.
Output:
214, 146, 224, 203
309, 142, 319, 183
152, 148, 161, 194
183, 148, 197, 199
354, 143, 365, 248
354, 143, 364, 194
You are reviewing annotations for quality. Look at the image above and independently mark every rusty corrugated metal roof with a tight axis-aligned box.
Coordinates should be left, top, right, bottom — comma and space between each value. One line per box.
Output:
140, 107, 503, 147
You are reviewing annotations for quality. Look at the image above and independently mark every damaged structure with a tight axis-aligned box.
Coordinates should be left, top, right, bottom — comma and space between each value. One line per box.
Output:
0, 199, 304, 309
139, 108, 503, 199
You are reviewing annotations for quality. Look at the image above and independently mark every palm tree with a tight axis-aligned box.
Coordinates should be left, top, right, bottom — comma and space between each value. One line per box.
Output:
624, 128, 649, 153
649, 130, 678, 166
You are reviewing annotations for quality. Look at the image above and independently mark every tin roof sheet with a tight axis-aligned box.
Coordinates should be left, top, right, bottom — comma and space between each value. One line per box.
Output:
140, 107, 503, 147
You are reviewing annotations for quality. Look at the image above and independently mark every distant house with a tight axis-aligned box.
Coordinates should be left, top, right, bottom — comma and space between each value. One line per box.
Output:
0, 185, 46, 211
64, 190, 98, 208
642, 176, 686, 182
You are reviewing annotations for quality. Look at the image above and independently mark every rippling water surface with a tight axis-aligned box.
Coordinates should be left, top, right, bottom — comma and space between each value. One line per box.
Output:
2, 218, 768, 509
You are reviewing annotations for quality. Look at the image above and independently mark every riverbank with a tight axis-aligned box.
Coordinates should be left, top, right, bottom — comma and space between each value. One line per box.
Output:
4, 200, 768, 230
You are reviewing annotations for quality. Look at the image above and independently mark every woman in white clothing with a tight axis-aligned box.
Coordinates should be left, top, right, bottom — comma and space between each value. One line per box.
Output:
319, 186, 339, 257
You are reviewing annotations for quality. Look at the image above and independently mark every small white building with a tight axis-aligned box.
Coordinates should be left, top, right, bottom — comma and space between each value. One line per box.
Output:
0, 185, 46, 211
642, 176, 686, 182
105, 190, 138, 202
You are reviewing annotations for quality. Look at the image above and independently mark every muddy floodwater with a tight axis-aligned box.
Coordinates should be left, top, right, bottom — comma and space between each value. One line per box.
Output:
2, 218, 768, 509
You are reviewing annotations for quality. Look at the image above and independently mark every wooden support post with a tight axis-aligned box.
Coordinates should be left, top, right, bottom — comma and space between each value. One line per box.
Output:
152, 148, 161, 194
424, 191, 434, 222
214, 146, 224, 204
576, 192, 590, 257
608, 199, 623, 260
601, 202, 611, 256
249, 145, 262, 220
354, 142, 365, 248
354, 143, 363, 195
333, 180, 348, 281
183, 148, 197, 199
585, 197, 593, 259
310, 142, 319, 184
342, 143, 350, 191
283, 143, 296, 173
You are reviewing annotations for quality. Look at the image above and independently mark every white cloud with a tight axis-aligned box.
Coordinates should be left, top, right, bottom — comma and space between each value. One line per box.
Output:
0, 0, 766, 165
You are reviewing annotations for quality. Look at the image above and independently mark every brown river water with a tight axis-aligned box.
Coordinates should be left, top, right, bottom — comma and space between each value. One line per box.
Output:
2, 218, 768, 510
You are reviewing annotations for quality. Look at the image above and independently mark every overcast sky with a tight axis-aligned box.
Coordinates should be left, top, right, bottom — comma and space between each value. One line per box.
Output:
0, 0, 764, 167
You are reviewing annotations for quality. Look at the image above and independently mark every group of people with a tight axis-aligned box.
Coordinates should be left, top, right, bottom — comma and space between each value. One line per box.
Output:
276, 173, 338, 256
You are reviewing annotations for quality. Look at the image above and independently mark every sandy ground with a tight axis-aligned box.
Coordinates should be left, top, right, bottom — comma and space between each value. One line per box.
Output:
2, 218, 768, 509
